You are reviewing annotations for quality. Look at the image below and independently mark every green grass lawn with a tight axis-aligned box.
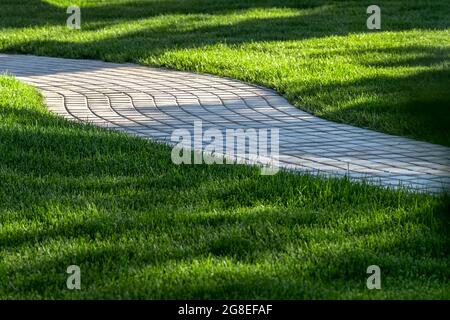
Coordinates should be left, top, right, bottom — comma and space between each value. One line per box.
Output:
1, 0, 450, 299
0, 0, 449, 146
1, 76, 449, 299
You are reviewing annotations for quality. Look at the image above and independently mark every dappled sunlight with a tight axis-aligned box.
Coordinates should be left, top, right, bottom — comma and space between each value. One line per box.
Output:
1, 7, 313, 41
2, 202, 448, 299
1, 0, 450, 299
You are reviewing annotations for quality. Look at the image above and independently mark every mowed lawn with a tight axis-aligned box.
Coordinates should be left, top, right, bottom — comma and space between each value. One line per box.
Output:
0, 0, 449, 145
0, 76, 449, 299
0, 0, 450, 299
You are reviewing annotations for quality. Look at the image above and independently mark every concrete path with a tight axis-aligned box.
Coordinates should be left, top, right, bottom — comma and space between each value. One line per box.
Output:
1, 54, 449, 193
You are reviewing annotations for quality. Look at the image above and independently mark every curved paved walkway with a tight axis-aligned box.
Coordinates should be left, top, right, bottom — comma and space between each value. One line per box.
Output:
1, 54, 449, 193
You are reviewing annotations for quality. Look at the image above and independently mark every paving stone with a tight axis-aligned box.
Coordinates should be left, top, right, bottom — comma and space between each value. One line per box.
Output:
1, 53, 449, 193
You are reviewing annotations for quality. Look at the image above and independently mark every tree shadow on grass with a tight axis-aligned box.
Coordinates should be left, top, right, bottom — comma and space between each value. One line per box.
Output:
1, 116, 449, 297
1, 202, 448, 298
0, 0, 328, 29
2, 0, 449, 30
2, 0, 450, 61
1, 8, 342, 62
287, 55, 450, 146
